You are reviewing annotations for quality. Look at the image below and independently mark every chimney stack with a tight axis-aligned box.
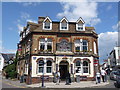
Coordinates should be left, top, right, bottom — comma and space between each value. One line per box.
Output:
38, 16, 45, 24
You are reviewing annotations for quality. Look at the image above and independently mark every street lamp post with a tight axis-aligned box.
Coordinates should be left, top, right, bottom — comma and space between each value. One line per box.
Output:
41, 60, 46, 88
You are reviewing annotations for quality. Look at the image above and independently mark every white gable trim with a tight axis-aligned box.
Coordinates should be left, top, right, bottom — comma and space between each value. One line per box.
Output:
43, 16, 52, 30
76, 17, 85, 24
60, 17, 69, 30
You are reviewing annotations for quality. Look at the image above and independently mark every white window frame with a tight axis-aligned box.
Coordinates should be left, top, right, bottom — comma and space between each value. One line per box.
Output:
94, 42, 97, 54
26, 26, 30, 35
46, 60, 52, 74
75, 60, 82, 74
23, 32, 25, 38
76, 17, 85, 31
60, 17, 69, 30
43, 17, 52, 30
24, 63, 28, 74
82, 40, 88, 52
37, 60, 44, 74
83, 61, 89, 74
76, 23, 85, 31
39, 38, 53, 52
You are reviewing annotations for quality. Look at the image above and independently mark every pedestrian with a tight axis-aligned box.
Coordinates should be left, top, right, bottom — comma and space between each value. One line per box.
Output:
53, 71, 57, 83
96, 72, 101, 84
65, 71, 71, 85
101, 68, 106, 82
104, 69, 107, 82
56, 71, 60, 85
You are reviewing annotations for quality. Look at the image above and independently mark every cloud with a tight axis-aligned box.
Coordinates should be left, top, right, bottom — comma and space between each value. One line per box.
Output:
26, 19, 37, 23
22, 2, 40, 6
98, 31, 118, 63
0, 40, 16, 53
112, 21, 120, 31
57, 0, 101, 26
17, 24, 24, 33
106, 5, 112, 11
21, 12, 30, 19
16, 12, 37, 33
2, 47, 16, 53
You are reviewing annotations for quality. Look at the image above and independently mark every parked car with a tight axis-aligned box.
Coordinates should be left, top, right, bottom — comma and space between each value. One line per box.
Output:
110, 71, 117, 80
114, 69, 120, 88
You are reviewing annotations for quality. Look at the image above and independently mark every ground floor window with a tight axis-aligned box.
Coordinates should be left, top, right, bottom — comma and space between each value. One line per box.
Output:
46, 60, 52, 73
37, 59, 52, 74
38, 60, 44, 73
83, 61, 89, 73
75, 60, 89, 74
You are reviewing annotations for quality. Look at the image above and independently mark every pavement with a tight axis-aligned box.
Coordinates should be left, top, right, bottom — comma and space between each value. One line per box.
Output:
2, 75, 110, 88
27, 81, 109, 88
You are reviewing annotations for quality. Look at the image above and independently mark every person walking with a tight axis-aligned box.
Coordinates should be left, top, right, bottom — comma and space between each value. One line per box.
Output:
65, 71, 71, 85
101, 68, 106, 82
56, 71, 60, 85
96, 72, 101, 84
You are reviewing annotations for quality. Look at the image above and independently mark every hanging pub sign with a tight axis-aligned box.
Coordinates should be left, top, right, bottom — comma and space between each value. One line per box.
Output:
94, 59, 98, 66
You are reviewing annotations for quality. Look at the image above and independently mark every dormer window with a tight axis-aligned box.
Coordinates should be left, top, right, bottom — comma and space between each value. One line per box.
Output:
76, 17, 85, 31
78, 24, 83, 30
43, 17, 52, 30
44, 22, 50, 29
61, 23, 67, 29
60, 17, 68, 30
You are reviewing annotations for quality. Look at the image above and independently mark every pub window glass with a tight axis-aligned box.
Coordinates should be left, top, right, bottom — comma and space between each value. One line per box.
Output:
76, 60, 81, 73
83, 61, 89, 73
38, 60, 44, 73
46, 60, 52, 73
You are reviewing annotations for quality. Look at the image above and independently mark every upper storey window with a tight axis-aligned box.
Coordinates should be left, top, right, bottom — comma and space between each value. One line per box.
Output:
39, 38, 52, 52
43, 17, 52, 30
76, 17, 85, 31
60, 17, 69, 30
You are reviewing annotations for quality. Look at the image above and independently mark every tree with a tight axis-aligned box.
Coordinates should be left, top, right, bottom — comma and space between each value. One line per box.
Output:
4, 51, 18, 79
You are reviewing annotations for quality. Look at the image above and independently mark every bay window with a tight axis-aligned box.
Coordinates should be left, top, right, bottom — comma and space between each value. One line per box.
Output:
39, 38, 52, 52
82, 40, 88, 52
75, 60, 81, 73
74, 39, 88, 52
38, 60, 44, 73
75, 60, 89, 74
83, 61, 89, 73
46, 60, 52, 73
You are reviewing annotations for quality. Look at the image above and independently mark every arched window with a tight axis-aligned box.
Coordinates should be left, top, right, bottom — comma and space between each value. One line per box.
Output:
38, 60, 44, 73
75, 60, 81, 73
46, 60, 52, 73
83, 61, 89, 73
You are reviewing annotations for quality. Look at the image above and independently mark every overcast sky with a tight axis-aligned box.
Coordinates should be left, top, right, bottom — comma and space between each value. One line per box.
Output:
1, 1, 119, 63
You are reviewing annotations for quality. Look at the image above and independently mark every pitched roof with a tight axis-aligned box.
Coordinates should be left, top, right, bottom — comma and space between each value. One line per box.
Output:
1, 53, 15, 62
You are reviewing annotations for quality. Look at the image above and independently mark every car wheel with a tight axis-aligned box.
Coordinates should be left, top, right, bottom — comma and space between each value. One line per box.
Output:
114, 82, 120, 88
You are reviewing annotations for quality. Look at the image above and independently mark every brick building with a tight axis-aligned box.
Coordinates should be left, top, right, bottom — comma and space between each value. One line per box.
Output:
17, 16, 99, 84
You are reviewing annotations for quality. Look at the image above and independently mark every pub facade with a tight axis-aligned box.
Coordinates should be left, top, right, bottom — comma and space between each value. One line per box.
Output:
17, 16, 99, 84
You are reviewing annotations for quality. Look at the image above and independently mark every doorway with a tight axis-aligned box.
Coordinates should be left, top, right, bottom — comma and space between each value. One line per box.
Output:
59, 61, 69, 80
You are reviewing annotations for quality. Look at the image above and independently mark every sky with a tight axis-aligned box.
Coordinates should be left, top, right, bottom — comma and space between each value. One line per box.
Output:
1, 1, 119, 63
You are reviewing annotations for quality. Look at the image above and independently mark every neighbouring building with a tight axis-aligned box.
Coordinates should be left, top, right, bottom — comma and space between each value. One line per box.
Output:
17, 16, 99, 84
0, 53, 15, 72
109, 46, 120, 70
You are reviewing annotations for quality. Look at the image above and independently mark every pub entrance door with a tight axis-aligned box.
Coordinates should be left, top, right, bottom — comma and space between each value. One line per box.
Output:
59, 60, 69, 80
